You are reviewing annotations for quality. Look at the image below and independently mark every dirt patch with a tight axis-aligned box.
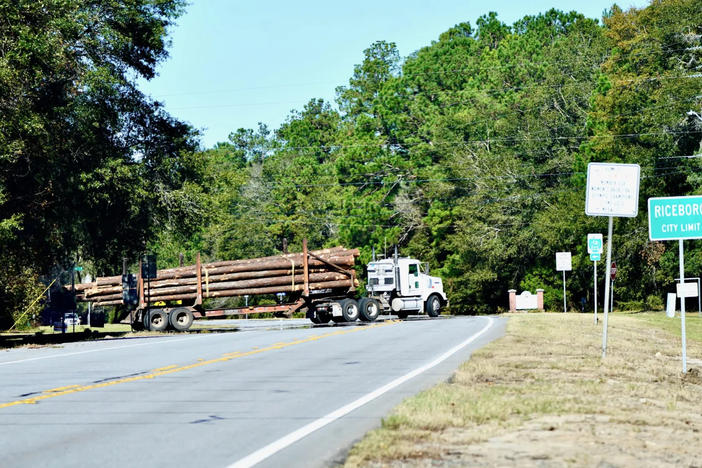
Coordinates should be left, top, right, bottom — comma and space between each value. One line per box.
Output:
344, 313, 702, 467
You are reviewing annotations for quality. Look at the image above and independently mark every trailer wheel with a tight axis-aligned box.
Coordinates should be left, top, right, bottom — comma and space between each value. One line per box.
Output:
146, 310, 169, 332
340, 298, 360, 322
169, 307, 194, 331
425, 295, 441, 318
359, 298, 380, 322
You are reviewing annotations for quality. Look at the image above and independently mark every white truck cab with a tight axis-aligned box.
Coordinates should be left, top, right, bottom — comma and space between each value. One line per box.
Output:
366, 254, 448, 318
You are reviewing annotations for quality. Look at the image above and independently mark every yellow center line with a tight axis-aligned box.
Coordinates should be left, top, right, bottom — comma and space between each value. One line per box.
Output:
151, 365, 177, 372
43, 384, 81, 394
0, 320, 397, 410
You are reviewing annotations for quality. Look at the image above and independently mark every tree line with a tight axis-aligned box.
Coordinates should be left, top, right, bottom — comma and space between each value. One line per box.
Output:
1, 0, 700, 327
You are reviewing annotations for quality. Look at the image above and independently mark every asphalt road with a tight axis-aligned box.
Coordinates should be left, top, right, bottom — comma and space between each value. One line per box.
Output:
0, 315, 505, 468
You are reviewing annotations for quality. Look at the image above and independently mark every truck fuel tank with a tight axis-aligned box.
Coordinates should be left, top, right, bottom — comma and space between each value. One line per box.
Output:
391, 297, 422, 312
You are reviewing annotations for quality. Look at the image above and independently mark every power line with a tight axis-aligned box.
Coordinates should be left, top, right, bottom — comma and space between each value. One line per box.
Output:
227, 148, 701, 190
147, 45, 700, 100
265, 128, 702, 153
222, 158, 700, 192
165, 72, 701, 112
658, 153, 702, 160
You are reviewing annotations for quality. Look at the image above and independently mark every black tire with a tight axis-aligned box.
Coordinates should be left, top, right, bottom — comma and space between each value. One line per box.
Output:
310, 309, 330, 324
146, 309, 169, 332
169, 307, 194, 331
141, 311, 150, 330
425, 295, 441, 318
340, 298, 360, 322
131, 318, 145, 332
359, 298, 380, 322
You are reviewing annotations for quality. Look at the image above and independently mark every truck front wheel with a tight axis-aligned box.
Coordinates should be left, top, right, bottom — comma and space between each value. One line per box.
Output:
359, 298, 380, 322
425, 295, 441, 318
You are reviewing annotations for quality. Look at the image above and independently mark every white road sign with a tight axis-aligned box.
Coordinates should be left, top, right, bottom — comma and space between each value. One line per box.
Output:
585, 163, 640, 217
556, 252, 572, 271
666, 293, 676, 318
677, 282, 699, 298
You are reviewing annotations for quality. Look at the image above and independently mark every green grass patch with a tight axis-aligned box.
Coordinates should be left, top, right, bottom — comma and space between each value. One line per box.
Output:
629, 311, 702, 344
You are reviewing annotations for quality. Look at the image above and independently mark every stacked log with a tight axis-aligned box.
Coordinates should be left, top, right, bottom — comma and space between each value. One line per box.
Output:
72, 246, 359, 306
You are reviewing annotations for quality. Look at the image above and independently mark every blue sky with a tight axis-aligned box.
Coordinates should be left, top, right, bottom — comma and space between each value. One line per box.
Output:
138, 0, 649, 149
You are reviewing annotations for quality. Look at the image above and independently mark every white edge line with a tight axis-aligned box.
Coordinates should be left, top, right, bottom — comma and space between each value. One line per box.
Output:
228, 316, 496, 468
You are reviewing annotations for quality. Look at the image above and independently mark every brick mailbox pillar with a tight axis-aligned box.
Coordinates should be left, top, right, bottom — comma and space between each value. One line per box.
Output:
508, 289, 517, 313
536, 289, 545, 311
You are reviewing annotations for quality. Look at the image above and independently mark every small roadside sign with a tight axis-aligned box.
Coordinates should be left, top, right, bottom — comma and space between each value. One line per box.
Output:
648, 196, 702, 241
666, 293, 676, 318
677, 282, 699, 298
556, 252, 572, 313
610, 262, 617, 281
556, 252, 572, 271
73, 266, 83, 272
587, 233, 603, 254
590, 253, 601, 261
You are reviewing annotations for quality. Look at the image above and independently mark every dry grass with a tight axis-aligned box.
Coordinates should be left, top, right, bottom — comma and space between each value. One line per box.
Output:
344, 313, 702, 467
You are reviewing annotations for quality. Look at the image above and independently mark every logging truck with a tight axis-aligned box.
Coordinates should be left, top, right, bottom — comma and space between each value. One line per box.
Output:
71, 241, 447, 331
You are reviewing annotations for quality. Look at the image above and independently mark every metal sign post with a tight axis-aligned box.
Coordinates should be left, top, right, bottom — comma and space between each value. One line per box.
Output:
594, 260, 598, 323
648, 195, 702, 374
610, 262, 617, 312
602, 217, 613, 355
588, 234, 603, 324
556, 252, 572, 313
679, 240, 687, 373
563, 271, 566, 312
585, 163, 640, 359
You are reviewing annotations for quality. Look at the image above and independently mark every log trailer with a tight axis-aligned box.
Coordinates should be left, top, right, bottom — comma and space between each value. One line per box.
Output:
72, 241, 448, 331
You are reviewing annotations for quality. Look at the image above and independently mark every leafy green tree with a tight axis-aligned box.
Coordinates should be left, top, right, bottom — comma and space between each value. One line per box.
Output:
144, 0, 700, 316
0, 1, 197, 325
583, 0, 702, 303
204, 125, 280, 261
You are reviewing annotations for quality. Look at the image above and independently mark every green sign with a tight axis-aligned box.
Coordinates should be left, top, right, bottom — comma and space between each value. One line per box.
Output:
73, 266, 83, 272
590, 253, 601, 261
648, 196, 702, 241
